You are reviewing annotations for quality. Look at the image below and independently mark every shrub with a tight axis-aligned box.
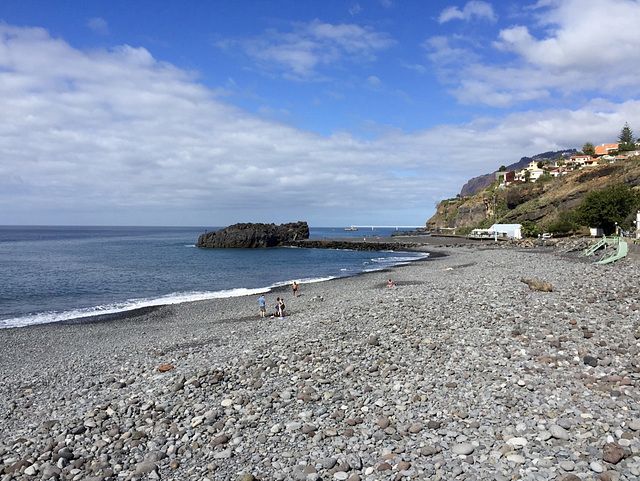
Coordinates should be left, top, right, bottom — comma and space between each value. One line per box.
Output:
520, 220, 539, 237
576, 184, 640, 234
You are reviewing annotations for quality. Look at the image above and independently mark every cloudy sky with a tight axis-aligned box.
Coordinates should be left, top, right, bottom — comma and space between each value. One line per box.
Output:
2, 0, 640, 227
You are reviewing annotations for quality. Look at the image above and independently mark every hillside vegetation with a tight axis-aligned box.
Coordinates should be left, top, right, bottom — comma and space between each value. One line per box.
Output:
459, 149, 576, 196
427, 159, 640, 235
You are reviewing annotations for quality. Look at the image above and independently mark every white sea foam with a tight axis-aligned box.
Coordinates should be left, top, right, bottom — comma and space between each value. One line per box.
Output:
0, 250, 428, 329
0, 287, 272, 329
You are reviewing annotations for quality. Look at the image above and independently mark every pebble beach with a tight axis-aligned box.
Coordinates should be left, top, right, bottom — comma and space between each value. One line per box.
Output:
1, 243, 640, 481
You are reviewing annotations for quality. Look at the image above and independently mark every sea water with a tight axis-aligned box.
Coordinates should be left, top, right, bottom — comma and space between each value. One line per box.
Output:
0, 226, 427, 329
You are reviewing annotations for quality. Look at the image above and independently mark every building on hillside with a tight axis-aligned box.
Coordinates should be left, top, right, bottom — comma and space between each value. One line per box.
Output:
570, 154, 592, 166
496, 170, 516, 186
490, 224, 522, 239
469, 224, 522, 240
514, 163, 546, 182
594, 143, 619, 157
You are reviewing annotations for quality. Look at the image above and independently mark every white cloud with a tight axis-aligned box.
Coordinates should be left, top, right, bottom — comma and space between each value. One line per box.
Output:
429, 0, 640, 107
496, 0, 640, 71
2, 22, 639, 227
424, 35, 478, 66
87, 17, 109, 36
401, 62, 427, 74
0, 24, 418, 225
438, 1, 497, 23
349, 3, 362, 15
367, 75, 382, 87
222, 19, 396, 80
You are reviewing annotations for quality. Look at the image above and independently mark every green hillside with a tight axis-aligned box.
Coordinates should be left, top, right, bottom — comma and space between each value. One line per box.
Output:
427, 159, 640, 236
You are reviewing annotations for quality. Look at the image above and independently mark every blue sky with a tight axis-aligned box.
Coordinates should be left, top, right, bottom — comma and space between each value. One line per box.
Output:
2, 0, 640, 227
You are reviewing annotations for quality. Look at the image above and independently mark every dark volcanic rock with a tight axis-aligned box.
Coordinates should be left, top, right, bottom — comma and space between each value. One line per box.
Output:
196, 222, 309, 248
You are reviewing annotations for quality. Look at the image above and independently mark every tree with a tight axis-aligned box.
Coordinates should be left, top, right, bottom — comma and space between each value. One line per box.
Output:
618, 122, 636, 151
535, 173, 552, 183
547, 211, 580, 236
520, 220, 539, 238
576, 184, 640, 235
498, 165, 506, 172
582, 142, 595, 156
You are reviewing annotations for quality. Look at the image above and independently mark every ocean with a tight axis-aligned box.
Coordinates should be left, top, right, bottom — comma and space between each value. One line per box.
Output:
0, 226, 428, 329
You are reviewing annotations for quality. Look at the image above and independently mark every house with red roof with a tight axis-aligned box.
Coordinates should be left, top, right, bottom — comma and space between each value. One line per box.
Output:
594, 143, 619, 156
583, 158, 599, 167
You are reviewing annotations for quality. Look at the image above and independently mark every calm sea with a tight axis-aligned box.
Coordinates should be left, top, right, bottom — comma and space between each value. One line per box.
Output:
0, 226, 427, 329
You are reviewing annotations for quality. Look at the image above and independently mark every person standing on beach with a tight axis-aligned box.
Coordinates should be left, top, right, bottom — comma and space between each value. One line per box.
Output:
292, 281, 299, 297
258, 294, 266, 318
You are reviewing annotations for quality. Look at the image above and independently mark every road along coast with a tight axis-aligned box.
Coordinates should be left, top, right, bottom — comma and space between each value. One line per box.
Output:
1, 244, 639, 480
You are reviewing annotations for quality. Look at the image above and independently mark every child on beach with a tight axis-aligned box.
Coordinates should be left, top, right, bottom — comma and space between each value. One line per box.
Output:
258, 294, 266, 318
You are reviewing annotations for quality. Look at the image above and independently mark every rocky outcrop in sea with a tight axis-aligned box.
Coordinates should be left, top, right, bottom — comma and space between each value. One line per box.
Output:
196, 222, 310, 248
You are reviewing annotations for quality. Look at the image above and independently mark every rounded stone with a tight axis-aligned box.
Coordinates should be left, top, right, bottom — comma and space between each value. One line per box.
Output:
506, 454, 525, 464
506, 437, 527, 448
451, 443, 474, 455
550, 424, 570, 440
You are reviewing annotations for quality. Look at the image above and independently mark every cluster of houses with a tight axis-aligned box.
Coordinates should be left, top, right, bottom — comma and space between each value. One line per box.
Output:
498, 142, 639, 186
459, 141, 640, 240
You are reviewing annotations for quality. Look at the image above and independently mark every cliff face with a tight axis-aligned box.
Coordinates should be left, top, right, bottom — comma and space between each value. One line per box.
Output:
196, 222, 310, 248
428, 161, 640, 230
426, 194, 492, 230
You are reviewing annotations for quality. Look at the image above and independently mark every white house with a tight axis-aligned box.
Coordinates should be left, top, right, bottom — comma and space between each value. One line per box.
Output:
472, 224, 523, 239
515, 161, 546, 182
489, 223, 522, 239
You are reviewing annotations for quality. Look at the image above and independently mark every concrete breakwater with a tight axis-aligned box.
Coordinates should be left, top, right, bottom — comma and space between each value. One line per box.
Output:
286, 234, 479, 252
0, 245, 639, 480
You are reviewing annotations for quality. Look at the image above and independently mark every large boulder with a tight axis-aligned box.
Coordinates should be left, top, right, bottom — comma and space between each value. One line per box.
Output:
196, 222, 310, 248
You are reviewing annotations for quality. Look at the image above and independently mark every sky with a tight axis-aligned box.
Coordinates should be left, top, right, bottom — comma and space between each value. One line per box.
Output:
2, 0, 640, 227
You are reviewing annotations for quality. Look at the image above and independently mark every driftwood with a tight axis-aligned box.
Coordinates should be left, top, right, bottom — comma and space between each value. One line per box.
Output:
521, 278, 553, 292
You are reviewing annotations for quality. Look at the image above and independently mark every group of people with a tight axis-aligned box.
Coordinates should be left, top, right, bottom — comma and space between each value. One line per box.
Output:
258, 281, 299, 319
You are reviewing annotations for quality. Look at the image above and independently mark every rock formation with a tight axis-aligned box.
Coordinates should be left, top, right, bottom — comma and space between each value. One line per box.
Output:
521, 278, 553, 292
196, 222, 309, 248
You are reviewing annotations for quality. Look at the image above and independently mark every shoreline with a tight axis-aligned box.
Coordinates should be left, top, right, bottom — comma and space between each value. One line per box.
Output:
2, 244, 640, 480
1, 242, 442, 330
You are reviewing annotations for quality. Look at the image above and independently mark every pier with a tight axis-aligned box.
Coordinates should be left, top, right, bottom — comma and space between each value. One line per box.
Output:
348, 225, 425, 230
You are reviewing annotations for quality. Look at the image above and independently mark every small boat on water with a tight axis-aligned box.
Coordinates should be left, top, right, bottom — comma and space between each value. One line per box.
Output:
344, 227, 358, 231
